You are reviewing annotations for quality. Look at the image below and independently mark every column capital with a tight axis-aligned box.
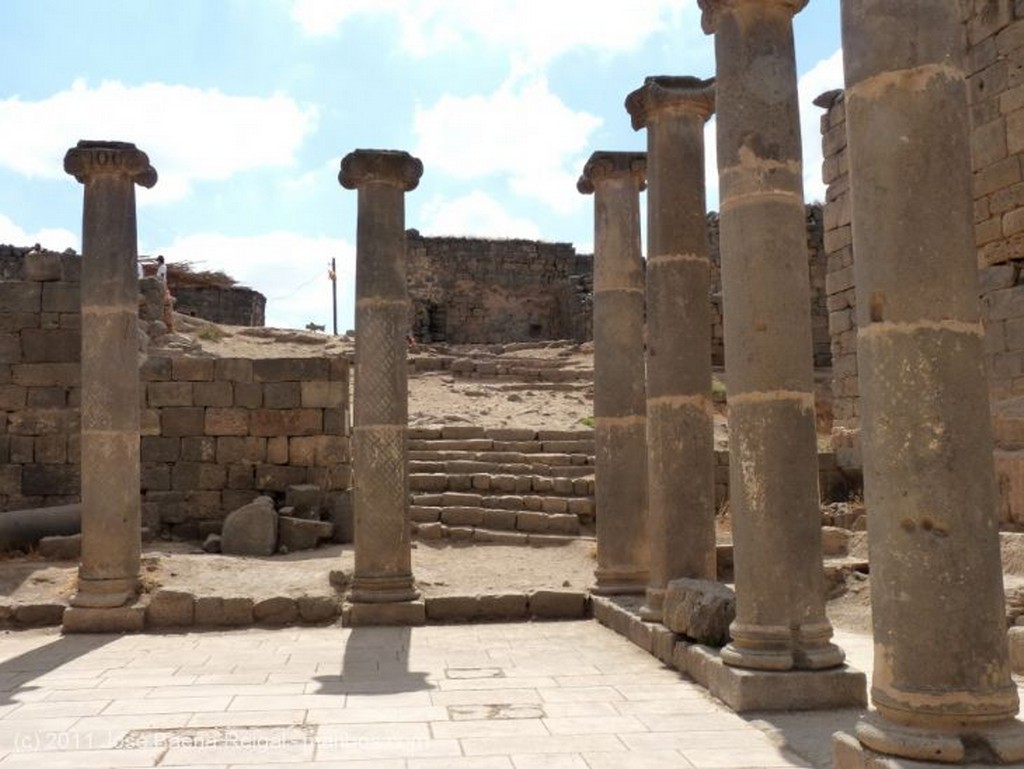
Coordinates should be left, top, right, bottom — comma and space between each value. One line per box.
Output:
625, 76, 716, 130
339, 149, 423, 192
63, 141, 157, 188
577, 151, 646, 195
813, 89, 844, 110
698, 0, 808, 34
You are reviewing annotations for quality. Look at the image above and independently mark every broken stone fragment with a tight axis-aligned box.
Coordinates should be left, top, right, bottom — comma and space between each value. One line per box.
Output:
220, 496, 277, 556
663, 578, 735, 647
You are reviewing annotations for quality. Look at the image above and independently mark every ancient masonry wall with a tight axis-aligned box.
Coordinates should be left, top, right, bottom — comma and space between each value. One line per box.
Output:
172, 285, 266, 327
0, 246, 351, 534
819, 3, 1024, 522
409, 218, 831, 370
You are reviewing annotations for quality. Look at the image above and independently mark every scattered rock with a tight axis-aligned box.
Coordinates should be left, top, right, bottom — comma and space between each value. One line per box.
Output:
253, 596, 299, 626
202, 534, 222, 553
146, 589, 195, 627
278, 516, 333, 552
221, 497, 278, 556
663, 578, 736, 647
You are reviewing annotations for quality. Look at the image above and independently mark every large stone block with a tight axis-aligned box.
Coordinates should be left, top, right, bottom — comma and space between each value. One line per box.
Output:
181, 436, 217, 462
194, 596, 253, 626
205, 408, 249, 436
253, 358, 328, 382
24, 252, 63, 282
40, 282, 79, 311
12, 362, 79, 387
215, 358, 253, 383
21, 329, 79, 363
172, 357, 215, 382
146, 589, 196, 627
253, 596, 299, 626
160, 407, 205, 437
215, 436, 265, 464
529, 590, 588, 619
220, 496, 278, 556
300, 380, 344, 408
255, 463, 309, 492
249, 409, 322, 437
0, 283, 41, 313
663, 578, 736, 647
278, 516, 332, 552
192, 381, 233, 407
21, 464, 79, 496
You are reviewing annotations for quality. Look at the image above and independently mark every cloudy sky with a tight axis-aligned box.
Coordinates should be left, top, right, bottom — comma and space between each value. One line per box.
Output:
0, 1, 842, 331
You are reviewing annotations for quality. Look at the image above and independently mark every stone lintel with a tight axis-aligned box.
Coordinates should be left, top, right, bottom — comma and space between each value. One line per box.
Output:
577, 151, 646, 195
62, 605, 146, 634
625, 75, 715, 130
63, 140, 157, 188
698, 0, 809, 34
343, 600, 426, 627
339, 149, 423, 191
676, 643, 867, 713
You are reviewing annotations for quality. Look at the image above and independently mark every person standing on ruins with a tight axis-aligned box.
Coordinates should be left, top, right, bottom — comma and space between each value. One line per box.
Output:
155, 255, 174, 331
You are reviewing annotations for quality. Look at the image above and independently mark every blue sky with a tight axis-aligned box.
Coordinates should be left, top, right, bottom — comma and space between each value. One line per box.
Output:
0, 1, 842, 331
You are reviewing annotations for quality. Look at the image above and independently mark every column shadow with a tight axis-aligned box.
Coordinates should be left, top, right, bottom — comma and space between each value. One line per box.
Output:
743, 708, 865, 769
312, 626, 432, 696
0, 633, 116, 708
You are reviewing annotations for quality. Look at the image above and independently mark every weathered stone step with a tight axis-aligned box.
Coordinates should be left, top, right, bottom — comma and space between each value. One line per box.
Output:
410, 504, 582, 534
414, 521, 592, 549
410, 491, 594, 517
410, 461, 595, 479
409, 427, 594, 442
408, 450, 594, 467
407, 438, 595, 454
410, 474, 595, 497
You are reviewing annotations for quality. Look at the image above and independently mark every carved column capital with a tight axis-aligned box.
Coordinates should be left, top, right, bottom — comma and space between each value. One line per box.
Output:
577, 151, 646, 195
698, 0, 808, 34
625, 76, 716, 130
63, 141, 157, 188
339, 149, 423, 191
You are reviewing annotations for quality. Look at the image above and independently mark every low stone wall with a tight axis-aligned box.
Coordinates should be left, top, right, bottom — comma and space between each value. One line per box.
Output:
139, 355, 351, 538
172, 284, 266, 327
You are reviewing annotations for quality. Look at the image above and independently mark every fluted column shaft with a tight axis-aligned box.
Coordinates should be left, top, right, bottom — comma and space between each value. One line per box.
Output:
64, 141, 156, 609
340, 150, 423, 604
627, 77, 718, 621
701, 0, 843, 671
579, 152, 649, 595
840, 1, 1023, 763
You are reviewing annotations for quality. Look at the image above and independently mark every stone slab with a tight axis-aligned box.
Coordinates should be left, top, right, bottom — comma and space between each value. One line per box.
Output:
63, 605, 146, 633
676, 643, 868, 713
343, 600, 426, 627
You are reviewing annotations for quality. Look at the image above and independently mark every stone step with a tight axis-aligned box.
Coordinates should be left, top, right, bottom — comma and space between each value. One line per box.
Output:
410, 504, 583, 534
410, 474, 594, 498
407, 438, 595, 454
413, 522, 593, 549
408, 459, 594, 478
408, 427, 594, 442
408, 450, 594, 468
410, 491, 595, 516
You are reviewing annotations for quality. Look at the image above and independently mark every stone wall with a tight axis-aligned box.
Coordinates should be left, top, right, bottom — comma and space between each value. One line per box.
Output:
0, 246, 351, 534
818, 3, 1024, 517
172, 284, 266, 327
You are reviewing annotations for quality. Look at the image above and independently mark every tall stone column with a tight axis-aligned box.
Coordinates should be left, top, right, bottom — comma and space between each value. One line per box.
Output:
626, 76, 717, 622
700, 0, 843, 671
63, 140, 156, 631
339, 149, 424, 626
835, 2, 1024, 764
578, 151, 649, 596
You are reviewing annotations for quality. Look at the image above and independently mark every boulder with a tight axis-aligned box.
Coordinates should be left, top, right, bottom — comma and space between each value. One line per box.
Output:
220, 496, 278, 556
278, 516, 333, 552
663, 578, 736, 647
285, 484, 323, 518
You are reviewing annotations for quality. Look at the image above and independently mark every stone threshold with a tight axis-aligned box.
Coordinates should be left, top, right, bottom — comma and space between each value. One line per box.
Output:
30, 588, 593, 634
592, 594, 868, 713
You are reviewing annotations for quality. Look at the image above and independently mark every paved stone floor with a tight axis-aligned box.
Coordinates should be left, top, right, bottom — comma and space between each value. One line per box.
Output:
0, 620, 874, 768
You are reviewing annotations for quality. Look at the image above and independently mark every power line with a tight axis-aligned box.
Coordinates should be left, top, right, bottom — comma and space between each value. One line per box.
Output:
266, 270, 325, 301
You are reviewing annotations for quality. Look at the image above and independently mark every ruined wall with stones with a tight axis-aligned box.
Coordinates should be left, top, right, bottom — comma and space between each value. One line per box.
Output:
819, 3, 1024, 518
406, 232, 592, 345
171, 285, 266, 327
0, 246, 351, 535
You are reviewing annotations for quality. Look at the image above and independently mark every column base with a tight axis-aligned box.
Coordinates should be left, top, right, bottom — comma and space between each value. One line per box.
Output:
63, 605, 145, 634
722, 619, 846, 671
639, 586, 665, 622
592, 568, 648, 596
841, 712, 1024, 765
349, 573, 419, 604
677, 642, 867, 713
343, 600, 426, 627
71, 575, 138, 609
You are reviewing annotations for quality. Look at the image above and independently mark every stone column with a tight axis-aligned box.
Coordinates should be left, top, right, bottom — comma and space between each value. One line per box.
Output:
578, 151, 649, 596
63, 140, 156, 627
835, 2, 1024, 764
626, 76, 718, 622
339, 149, 424, 624
700, 0, 843, 671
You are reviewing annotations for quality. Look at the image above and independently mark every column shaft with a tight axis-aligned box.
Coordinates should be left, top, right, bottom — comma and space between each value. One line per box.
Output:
841, 1, 1023, 762
708, 0, 842, 671
341, 150, 423, 605
580, 152, 649, 595
628, 78, 718, 621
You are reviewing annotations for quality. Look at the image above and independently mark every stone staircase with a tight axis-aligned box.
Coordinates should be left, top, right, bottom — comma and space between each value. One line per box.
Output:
408, 425, 595, 544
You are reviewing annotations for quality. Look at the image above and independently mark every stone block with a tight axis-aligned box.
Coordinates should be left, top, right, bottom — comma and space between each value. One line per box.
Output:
22, 464, 78, 496
663, 579, 736, 647
140, 356, 171, 382
146, 589, 196, 627
205, 408, 249, 437
172, 462, 226, 491
215, 358, 253, 383
288, 436, 317, 466
516, 511, 550, 533
141, 462, 170, 491
194, 596, 254, 626
821, 526, 851, 556
216, 436, 265, 464
253, 358, 328, 382
222, 489, 259, 510
425, 595, 479, 622
141, 435, 180, 462
314, 435, 350, 465
297, 595, 339, 623
327, 490, 354, 543
62, 605, 145, 633
25, 252, 63, 282
234, 382, 263, 408
478, 593, 529, 621
192, 381, 233, 407
249, 409, 322, 437
278, 516, 332, 552
1008, 626, 1024, 674
529, 590, 588, 619
21, 329, 79, 363
441, 425, 486, 439
285, 483, 322, 514
301, 380, 344, 408
255, 463, 308, 491
220, 496, 278, 556
181, 436, 217, 462
266, 436, 288, 464
0, 283, 41, 313
264, 381, 301, 408
481, 509, 517, 530
253, 596, 299, 626
546, 513, 581, 535
344, 600, 426, 627
0, 385, 26, 409
12, 362, 79, 387
172, 357, 215, 381
411, 474, 448, 492
160, 407, 205, 437
417, 522, 444, 540
441, 507, 484, 527
26, 386, 66, 408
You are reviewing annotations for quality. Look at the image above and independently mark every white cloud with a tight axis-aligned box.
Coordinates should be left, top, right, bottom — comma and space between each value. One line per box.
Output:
0, 213, 78, 252
291, 0, 693, 70
418, 190, 542, 239
0, 79, 318, 205
157, 231, 354, 331
798, 48, 844, 203
413, 76, 600, 214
